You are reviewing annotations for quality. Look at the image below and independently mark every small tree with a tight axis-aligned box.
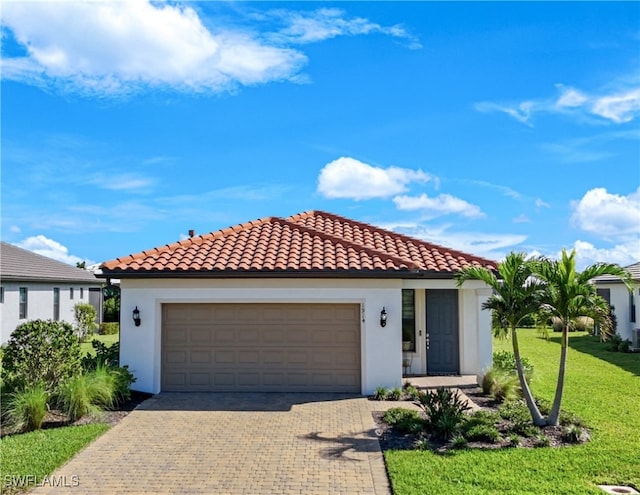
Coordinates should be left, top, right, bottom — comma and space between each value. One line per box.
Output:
456, 252, 547, 426
2, 320, 82, 393
103, 285, 120, 323
532, 249, 632, 425
74, 302, 98, 340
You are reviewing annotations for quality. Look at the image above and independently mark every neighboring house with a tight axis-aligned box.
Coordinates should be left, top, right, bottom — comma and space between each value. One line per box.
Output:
593, 261, 640, 347
100, 210, 497, 395
0, 241, 103, 344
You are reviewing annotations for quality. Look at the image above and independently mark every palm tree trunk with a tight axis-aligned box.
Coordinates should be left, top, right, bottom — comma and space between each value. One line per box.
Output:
547, 325, 569, 425
511, 326, 545, 426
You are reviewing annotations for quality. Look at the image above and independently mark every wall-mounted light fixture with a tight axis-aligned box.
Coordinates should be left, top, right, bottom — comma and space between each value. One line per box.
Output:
132, 306, 141, 327
380, 307, 387, 327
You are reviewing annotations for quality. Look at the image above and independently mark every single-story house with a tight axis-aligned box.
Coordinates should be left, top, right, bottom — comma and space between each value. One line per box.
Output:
593, 261, 640, 348
100, 210, 497, 395
0, 241, 103, 344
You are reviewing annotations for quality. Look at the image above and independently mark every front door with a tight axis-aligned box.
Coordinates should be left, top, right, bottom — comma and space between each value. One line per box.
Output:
426, 289, 459, 374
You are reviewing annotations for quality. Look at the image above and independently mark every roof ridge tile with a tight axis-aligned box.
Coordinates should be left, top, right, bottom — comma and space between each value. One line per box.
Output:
287, 210, 496, 268
271, 217, 418, 271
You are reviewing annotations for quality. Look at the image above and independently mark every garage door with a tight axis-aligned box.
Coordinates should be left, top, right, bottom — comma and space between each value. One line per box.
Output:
162, 303, 361, 392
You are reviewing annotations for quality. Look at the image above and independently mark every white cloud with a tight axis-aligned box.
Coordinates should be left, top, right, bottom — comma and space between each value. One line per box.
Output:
9, 225, 21, 233
535, 198, 551, 209
1, 1, 306, 96
566, 240, 639, 271
266, 8, 421, 48
16, 235, 94, 266
475, 80, 640, 125
556, 86, 588, 108
591, 88, 640, 123
571, 187, 640, 240
386, 222, 526, 260
467, 180, 521, 199
473, 101, 534, 126
86, 173, 156, 191
393, 193, 485, 219
1, 3, 421, 96
317, 157, 432, 200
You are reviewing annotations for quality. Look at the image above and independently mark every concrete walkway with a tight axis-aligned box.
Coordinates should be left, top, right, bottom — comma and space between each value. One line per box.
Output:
30, 393, 391, 495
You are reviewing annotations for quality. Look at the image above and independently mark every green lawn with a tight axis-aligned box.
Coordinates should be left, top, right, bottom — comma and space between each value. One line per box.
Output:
385, 330, 640, 494
80, 332, 119, 356
0, 424, 109, 494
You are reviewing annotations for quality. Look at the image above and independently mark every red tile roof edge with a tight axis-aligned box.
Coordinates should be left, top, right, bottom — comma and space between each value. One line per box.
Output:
270, 217, 420, 271
288, 210, 497, 268
100, 216, 276, 270
100, 210, 497, 274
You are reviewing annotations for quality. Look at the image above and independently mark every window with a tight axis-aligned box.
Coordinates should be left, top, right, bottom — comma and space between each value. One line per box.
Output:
80, 288, 84, 299
0, 286, 4, 303
402, 289, 416, 352
53, 288, 60, 321
19, 288, 28, 319
631, 292, 636, 323
70, 288, 74, 300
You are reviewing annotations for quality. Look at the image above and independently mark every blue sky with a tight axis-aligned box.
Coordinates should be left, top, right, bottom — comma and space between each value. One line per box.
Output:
1, 1, 639, 270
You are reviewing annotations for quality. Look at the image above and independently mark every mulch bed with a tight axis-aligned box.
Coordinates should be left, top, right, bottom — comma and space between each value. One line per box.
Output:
373, 387, 580, 452
0, 391, 152, 438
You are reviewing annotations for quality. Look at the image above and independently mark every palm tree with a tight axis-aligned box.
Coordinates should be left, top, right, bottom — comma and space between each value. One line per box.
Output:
456, 252, 546, 426
532, 249, 633, 426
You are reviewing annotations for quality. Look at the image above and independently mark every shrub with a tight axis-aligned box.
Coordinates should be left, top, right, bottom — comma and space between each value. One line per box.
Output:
382, 407, 424, 433
88, 365, 117, 409
561, 424, 590, 444
491, 372, 520, 403
607, 334, 631, 353
535, 396, 552, 416
464, 424, 501, 443
74, 303, 98, 341
82, 341, 120, 371
482, 367, 520, 403
451, 435, 468, 449
55, 375, 102, 421
99, 322, 120, 335
4, 384, 49, 433
111, 366, 135, 403
373, 386, 388, 401
1, 320, 82, 393
498, 400, 541, 436
492, 350, 534, 381
404, 385, 421, 401
481, 368, 496, 395
103, 294, 120, 323
463, 410, 500, 432
387, 387, 403, 401
533, 433, 550, 447
416, 387, 470, 441
55, 367, 119, 421
498, 400, 530, 424
507, 433, 521, 447
574, 316, 594, 333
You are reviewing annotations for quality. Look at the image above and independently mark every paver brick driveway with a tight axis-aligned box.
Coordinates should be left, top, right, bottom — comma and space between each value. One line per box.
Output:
31, 393, 391, 495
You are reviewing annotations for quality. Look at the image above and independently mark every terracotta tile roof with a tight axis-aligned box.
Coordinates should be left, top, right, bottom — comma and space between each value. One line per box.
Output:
100, 210, 497, 277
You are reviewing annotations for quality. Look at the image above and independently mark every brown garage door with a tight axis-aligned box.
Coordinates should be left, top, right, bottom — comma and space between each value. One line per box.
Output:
162, 303, 361, 392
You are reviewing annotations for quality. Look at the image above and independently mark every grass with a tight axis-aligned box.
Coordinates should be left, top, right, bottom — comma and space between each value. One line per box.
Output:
385, 330, 640, 494
80, 333, 119, 356
0, 424, 109, 494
